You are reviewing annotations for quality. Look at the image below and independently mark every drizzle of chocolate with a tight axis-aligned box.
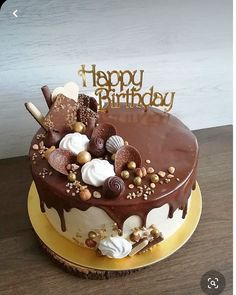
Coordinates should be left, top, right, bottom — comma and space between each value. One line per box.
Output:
30, 106, 198, 232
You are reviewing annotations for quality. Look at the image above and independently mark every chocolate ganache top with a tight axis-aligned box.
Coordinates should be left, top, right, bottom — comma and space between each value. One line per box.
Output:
30, 104, 198, 231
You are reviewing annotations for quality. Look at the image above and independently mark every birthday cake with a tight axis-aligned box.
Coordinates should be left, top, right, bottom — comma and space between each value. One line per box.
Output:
26, 71, 198, 259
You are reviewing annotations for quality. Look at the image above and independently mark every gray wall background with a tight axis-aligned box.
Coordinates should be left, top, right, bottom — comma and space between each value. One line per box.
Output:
0, 0, 232, 159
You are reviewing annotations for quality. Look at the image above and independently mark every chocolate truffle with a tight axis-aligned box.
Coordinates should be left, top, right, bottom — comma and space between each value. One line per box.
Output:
88, 137, 106, 157
103, 176, 125, 199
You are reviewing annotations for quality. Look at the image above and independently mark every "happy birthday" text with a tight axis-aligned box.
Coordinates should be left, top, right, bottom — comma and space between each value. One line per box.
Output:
78, 64, 175, 112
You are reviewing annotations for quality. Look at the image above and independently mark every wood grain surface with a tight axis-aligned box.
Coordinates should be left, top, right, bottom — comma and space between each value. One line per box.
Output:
0, 0, 232, 158
0, 125, 232, 294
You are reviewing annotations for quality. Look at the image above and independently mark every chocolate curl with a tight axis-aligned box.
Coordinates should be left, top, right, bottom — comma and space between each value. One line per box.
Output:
85, 117, 97, 138
91, 123, 116, 142
115, 145, 142, 176
41, 85, 52, 109
25, 102, 48, 131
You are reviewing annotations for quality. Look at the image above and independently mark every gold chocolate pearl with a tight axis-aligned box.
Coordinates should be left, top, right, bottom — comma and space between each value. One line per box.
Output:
68, 172, 76, 182
79, 189, 92, 201
130, 231, 141, 243
77, 151, 92, 165
133, 176, 142, 186
73, 122, 86, 133
127, 161, 136, 170
111, 153, 116, 161
88, 231, 97, 239
150, 224, 157, 229
150, 174, 159, 183
121, 170, 130, 179
151, 229, 160, 238
44, 146, 56, 160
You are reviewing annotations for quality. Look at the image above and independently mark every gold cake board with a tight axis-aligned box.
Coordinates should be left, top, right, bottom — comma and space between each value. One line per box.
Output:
28, 182, 202, 279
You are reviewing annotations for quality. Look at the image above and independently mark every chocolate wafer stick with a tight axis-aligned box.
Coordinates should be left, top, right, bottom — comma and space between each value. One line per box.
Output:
41, 85, 52, 109
129, 238, 149, 257
25, 102, 48, 131
139, 234, 164, 253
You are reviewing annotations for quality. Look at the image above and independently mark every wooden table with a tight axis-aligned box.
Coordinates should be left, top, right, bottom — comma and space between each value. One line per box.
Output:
0, 126, 232, 295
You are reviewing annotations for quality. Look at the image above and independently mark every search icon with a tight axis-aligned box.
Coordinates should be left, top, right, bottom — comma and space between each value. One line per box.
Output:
201, 270, 225, 294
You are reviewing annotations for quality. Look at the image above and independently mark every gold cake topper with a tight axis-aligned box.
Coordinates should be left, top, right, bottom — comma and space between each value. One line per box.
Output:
78, 65, 175, 112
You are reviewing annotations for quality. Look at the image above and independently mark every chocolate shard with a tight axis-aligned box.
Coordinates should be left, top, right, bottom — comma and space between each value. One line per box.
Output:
91, 123, 116, 142
115, 145, 142, 176
48, 148, 76, 175
43, 94, 79, 134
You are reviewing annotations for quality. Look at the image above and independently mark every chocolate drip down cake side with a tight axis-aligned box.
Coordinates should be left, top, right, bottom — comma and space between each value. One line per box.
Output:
26, 80, 198, 264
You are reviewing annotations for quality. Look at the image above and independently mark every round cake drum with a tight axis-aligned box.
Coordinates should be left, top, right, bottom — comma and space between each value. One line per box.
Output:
28, 181, 202, 277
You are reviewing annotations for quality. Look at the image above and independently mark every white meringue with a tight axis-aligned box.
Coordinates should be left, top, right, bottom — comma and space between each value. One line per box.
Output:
59, 133, 89, 155
81, 159, 115, 187
98, 236, 132, 259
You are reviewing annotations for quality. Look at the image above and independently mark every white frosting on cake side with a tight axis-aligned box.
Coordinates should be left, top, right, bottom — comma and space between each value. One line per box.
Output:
43, 193, 192, 255
98, 236, 132, 259
59, 133, 89, 155
81, 159, 115, 187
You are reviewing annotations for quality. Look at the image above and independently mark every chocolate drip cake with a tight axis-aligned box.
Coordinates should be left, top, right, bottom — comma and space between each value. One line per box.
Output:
27, 82, 198, 259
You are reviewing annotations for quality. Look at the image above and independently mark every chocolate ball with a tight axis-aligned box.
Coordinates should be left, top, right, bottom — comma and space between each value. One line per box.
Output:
79, 189, 92, 201
130, 231, 141, 243
88, 137, 106, 157
68, 172, 76, 182
151, 229, 160, 238
121, 170, 130, 179
133, 176, 142, 186
127, 161, 136, 170
73, 122, 86, 133
85, 238, 97, 248
44, 146, 56, 160
103, 176, 125, 199
77, 151, 92, 165
151, 174, 159, 183
88, 231, 97, 239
